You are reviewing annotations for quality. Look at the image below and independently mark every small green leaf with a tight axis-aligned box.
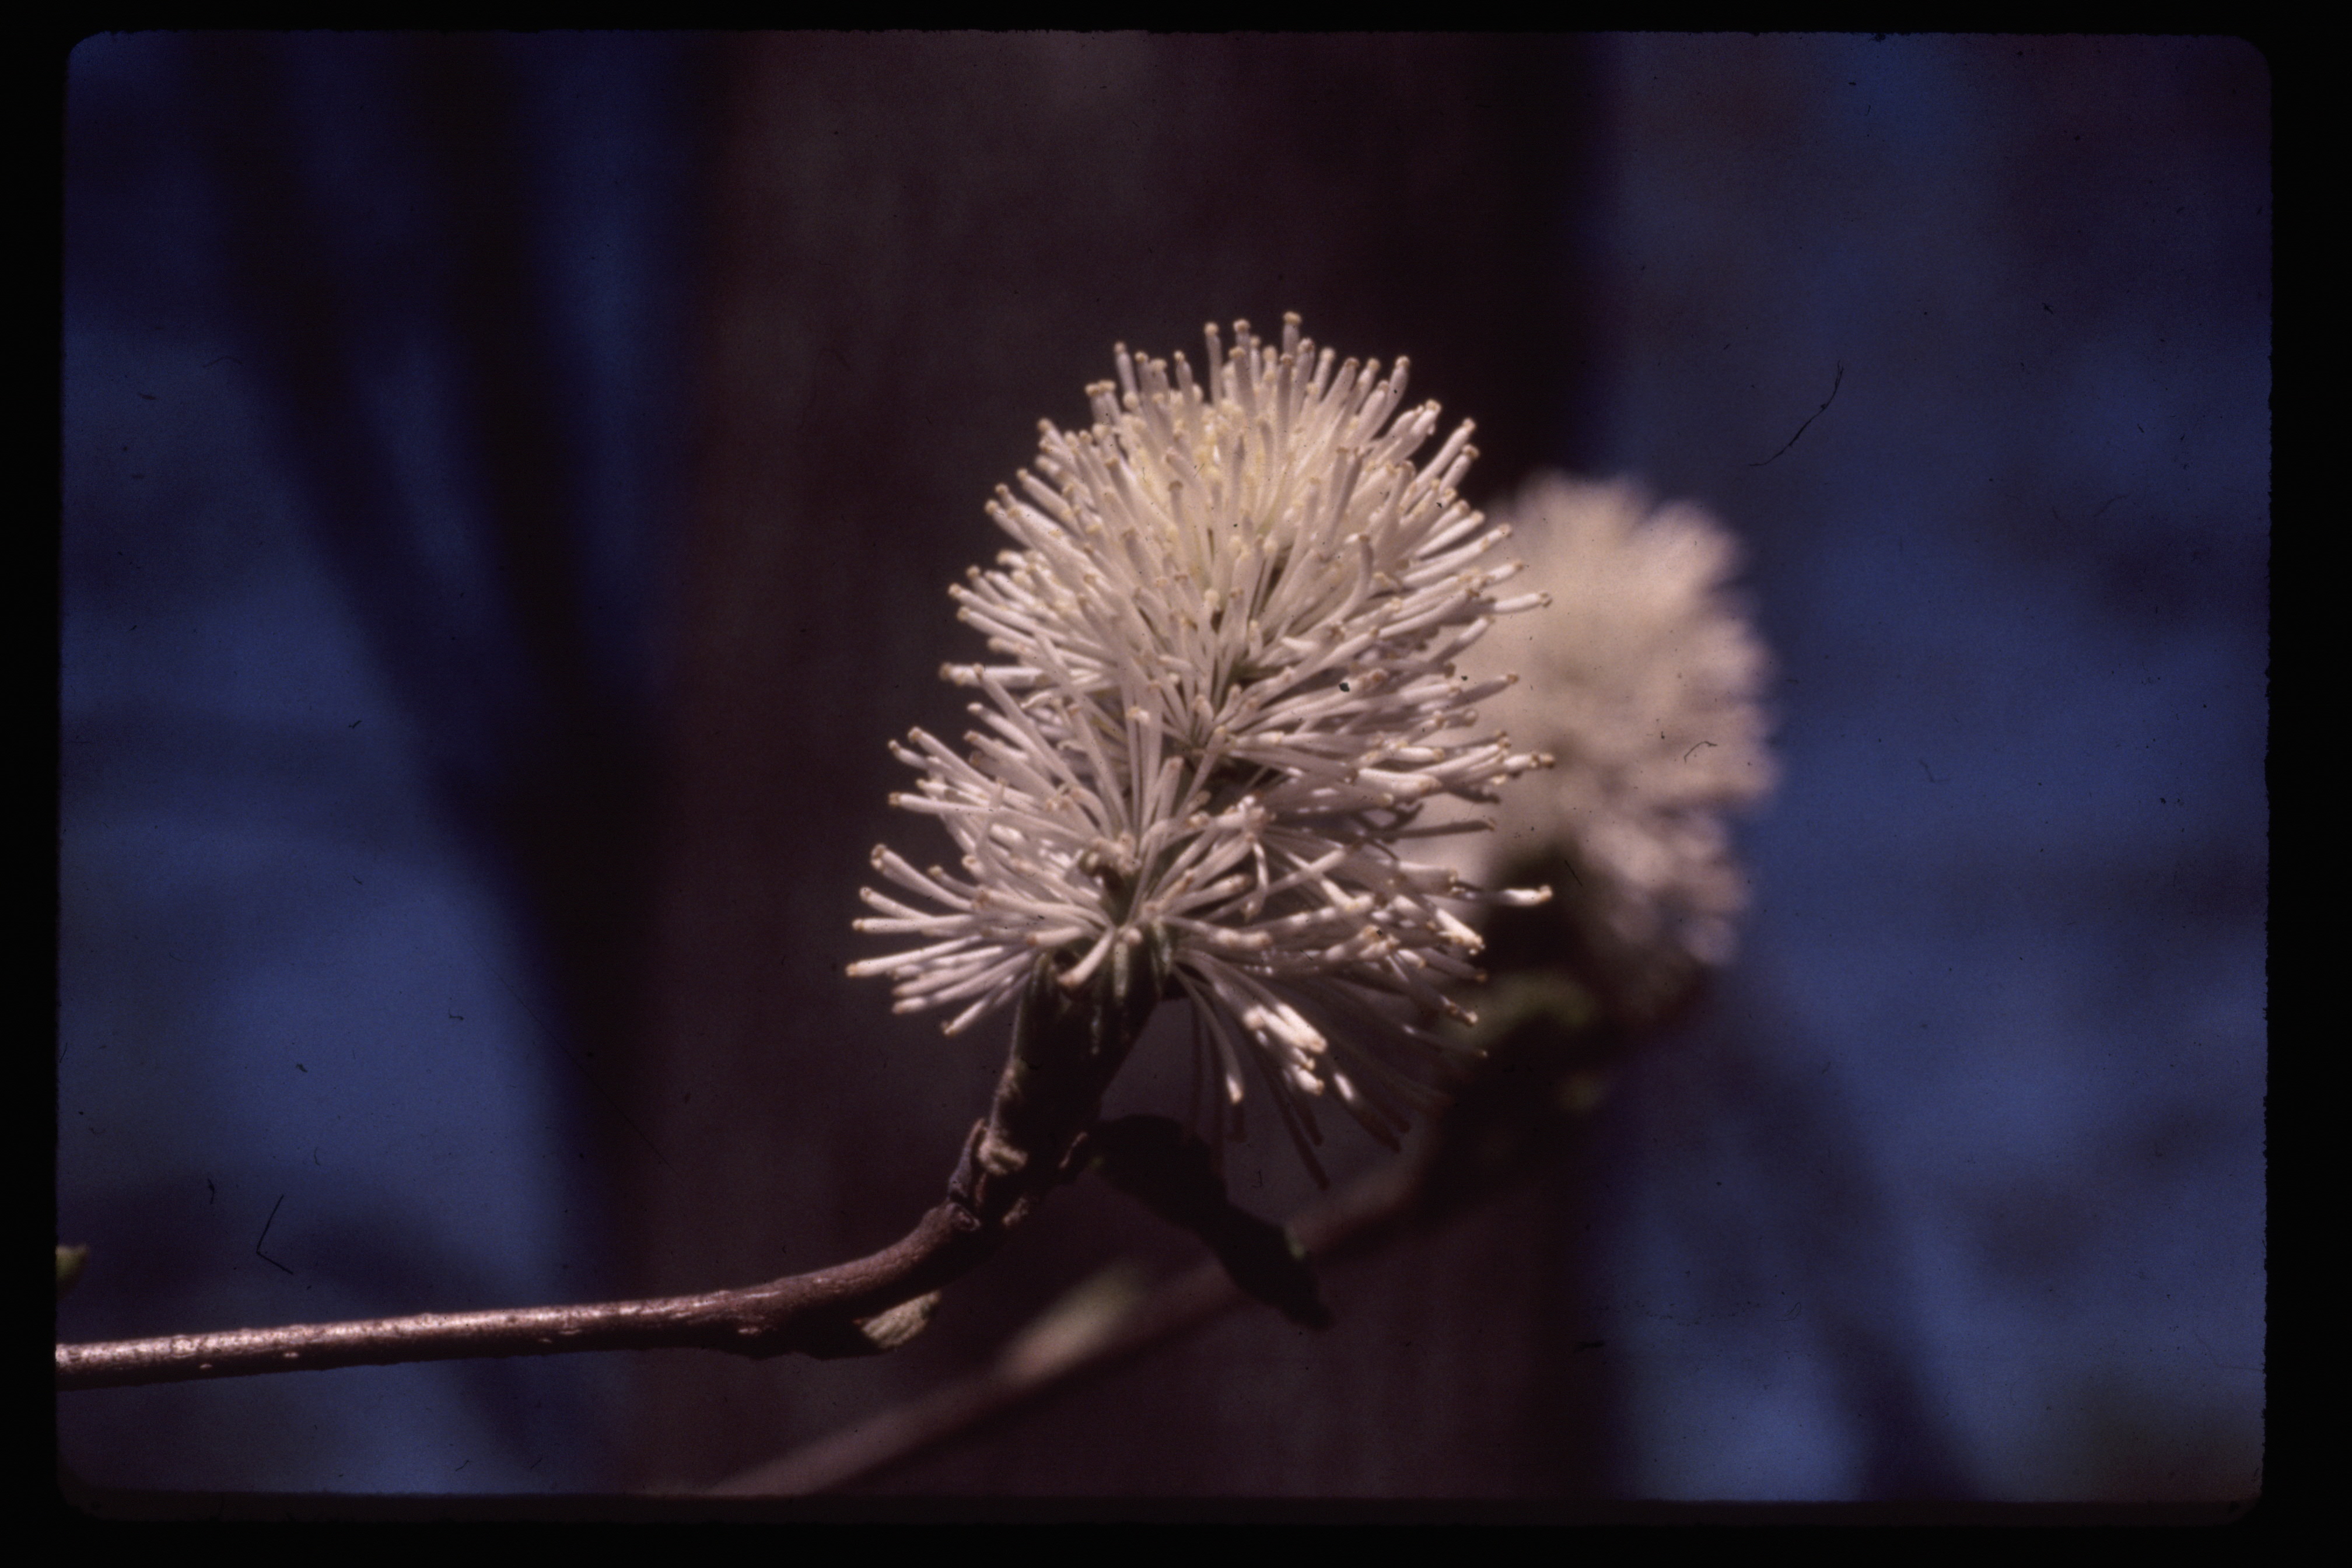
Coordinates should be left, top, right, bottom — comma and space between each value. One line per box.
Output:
1090, 1115, 1334, 1329
56, 1244, 89, 1301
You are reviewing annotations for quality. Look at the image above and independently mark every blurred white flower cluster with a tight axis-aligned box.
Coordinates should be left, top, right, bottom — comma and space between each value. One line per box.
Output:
1428, 473, 1776, 1007
851, 317, 1551, 1158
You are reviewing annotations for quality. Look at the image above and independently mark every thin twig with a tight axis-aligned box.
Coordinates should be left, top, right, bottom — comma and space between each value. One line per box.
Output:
702, 1154, 1423, 1496
58, 958, 1157, 1394
55, 1192, 985, 1392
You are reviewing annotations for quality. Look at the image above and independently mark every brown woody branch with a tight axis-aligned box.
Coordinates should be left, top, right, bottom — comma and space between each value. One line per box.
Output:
58, 953, 1158, 1394
703, 1153, 1422, 1496
58, 1157, 985, 1392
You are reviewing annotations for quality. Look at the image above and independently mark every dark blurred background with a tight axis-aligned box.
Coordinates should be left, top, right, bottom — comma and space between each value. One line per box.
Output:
58, 34, 2264, 1500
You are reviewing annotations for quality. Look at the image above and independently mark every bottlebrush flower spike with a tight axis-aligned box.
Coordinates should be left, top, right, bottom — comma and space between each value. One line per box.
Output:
850, 316, 1551, 1170
1425, 472, 1777, 1014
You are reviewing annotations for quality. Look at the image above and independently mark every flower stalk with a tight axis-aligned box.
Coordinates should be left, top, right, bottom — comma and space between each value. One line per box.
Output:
57, 954, 1149, 1393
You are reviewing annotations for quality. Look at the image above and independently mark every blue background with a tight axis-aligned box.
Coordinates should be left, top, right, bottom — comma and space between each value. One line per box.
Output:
1575, 37, 2265, 1498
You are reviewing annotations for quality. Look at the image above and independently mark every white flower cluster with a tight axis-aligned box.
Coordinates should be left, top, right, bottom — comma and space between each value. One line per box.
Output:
850, 316, 1550, 1156
1427, 473, 1776, 1000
